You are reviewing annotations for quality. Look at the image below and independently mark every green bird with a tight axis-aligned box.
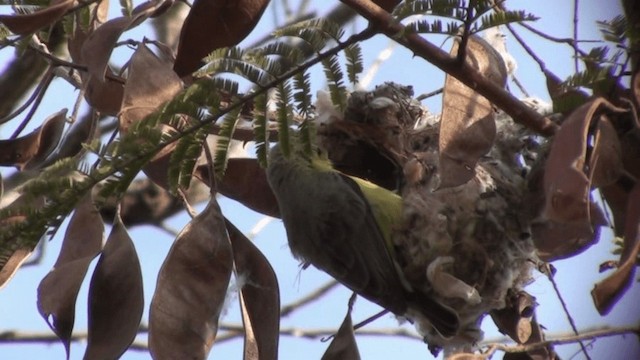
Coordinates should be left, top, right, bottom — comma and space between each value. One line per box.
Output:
267, 143, 459, 338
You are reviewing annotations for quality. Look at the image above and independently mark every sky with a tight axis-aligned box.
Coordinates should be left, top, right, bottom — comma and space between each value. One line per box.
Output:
0, 1, 638, 360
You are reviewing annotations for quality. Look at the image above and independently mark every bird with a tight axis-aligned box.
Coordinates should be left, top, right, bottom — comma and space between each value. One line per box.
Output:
266, 143, 460, 338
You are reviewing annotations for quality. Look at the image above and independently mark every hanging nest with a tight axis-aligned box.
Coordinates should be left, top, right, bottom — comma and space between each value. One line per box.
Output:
315, 81, 587, 356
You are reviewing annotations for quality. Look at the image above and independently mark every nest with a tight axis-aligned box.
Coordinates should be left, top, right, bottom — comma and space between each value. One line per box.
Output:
316, 82, 542, 351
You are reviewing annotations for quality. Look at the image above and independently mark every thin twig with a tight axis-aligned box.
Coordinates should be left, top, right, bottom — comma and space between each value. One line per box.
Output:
0, 67, 53, 126
7, 68, 55, 138
572, 0, 580, 73
281, 280, 340, 317
544, 264, 592, 360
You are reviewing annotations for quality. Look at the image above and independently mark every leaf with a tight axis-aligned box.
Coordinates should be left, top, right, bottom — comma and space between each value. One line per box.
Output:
321, 296, 360, 360
589, 115, 623, 187
120, 43, 183, 133
0, 109, 67, 170
40, 112, 98, 168
543, 98, 627, 223
84, 71, 125, 116
592, 184, 640, 315
226, 220, 280, 360
37, 195, 104, 358
149, 196, 233, 360
438, 35, 506, 188
195, 158, 280, 218
120, 43, 182, 187
545, 70, 589, 115
84, 215, 144, 360
81, 0, 165, 81
173, 0, 271, 77
0, 0, 75, 35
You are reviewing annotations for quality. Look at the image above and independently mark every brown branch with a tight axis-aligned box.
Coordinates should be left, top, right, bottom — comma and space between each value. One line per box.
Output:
340, 0, 559, 137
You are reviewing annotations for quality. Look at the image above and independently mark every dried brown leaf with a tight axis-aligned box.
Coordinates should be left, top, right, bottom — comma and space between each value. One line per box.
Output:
601, 179, 631, 237
195, 158, 280, 218
589, 115, 623, 187
438, 35, 506, 188
0, 109, 67, 170
0, 0, 75, 35
37, 196, 104, 357
149, 197, 233, 360
81, 1, 164, 81
321, 298, 360, 360
84, 71, 125, 115
543, 98, 626, 223
84, 215, 143, 360
227, 220, 279, 360
120, 43, 182, 133
592, 184, 640, 315
120, 43, 182, 186
532, 200, 607, 261
41, 113, 97, 168
173, 0, 271, 77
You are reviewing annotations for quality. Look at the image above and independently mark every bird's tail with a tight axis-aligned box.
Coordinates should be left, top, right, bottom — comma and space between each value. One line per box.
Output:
406, 291, 460, 339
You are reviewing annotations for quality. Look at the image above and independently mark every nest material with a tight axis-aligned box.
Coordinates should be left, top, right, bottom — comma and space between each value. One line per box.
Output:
316, 82, 540, 350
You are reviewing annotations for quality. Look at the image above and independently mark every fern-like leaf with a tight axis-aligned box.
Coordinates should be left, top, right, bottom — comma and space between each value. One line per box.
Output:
214, 107, 243, 178
253, 93, 269, 167
475, 10, 539, 34
344, 44, 363, 87
321, 56, 348, 112
275, 80, 294, 157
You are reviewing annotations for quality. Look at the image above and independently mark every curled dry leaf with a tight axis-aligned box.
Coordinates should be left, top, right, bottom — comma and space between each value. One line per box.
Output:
321, 296, 360, 360
592, 184, 640, 315
226, 220, 280, 360
0, 109, 67, 170
37, 195, 104, 357
80, 0, 167, 82
84, 73, 125, 116
195, 158, 280, 218
149, 197, 233, 360
438, 35, 506, 188
543, 98, 627, 224
0, 0, 75, 35
120, 43, 182, 187
173, 0, 271, 77
84, 215, 144, 360
120, 43, 183, 134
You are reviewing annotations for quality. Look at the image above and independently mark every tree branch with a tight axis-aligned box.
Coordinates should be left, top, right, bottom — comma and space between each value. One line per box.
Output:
340, 0, 559, 136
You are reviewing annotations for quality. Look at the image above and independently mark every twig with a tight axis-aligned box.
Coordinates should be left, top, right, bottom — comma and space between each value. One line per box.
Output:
0, 67, 53, 125
8, 69, 55, 138
517, 22, 599, 51
543, 264, 592, 360
281, 280, 340, 317
456, 0, 477, 64
480, 326, 640, 355
573, 0, 580, 73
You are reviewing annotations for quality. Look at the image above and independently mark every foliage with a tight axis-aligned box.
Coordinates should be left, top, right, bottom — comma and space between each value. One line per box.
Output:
0, 1, 638, 359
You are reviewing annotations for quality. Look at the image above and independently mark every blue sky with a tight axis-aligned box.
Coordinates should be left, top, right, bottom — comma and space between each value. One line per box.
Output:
0, 1, 638, 359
